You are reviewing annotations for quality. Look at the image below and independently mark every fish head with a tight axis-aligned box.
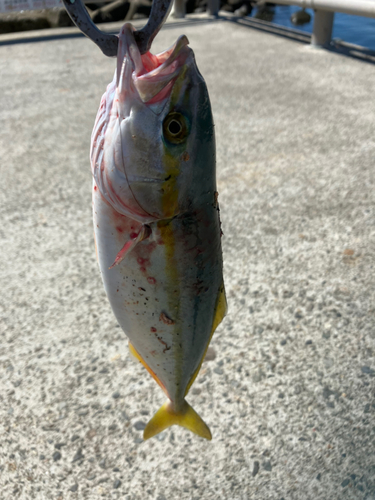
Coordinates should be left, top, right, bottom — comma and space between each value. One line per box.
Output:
91, 23, 216, 223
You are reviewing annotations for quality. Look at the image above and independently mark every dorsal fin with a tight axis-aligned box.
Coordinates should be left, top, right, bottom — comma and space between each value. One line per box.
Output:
185, 282, 227, 396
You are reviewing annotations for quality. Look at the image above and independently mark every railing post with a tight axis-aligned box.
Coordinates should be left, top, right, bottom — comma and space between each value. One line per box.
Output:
207, 0, 220, 16
172, 0, 186, 18
311, 9, 334, 47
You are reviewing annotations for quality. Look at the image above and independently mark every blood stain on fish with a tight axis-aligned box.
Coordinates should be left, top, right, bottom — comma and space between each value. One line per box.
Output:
155, 335, 171, 353
159, 312, 175, 325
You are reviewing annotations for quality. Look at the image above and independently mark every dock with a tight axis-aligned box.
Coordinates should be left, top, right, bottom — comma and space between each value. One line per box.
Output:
0, 15, 374, 499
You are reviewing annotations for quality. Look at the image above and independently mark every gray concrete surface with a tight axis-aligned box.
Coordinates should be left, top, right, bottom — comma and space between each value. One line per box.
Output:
1, 14, 375, 500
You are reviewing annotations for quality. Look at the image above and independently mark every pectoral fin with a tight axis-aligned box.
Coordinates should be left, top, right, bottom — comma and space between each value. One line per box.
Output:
109, 224, 151, 269
144, 399, 212, 441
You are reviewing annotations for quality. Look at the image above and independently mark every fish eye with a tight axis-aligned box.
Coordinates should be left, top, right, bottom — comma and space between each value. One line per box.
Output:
168, 119, 182, 135
163, 112, 188, 144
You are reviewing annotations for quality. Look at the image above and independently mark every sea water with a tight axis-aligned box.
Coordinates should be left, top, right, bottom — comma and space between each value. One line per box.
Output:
250, 4, 375, 51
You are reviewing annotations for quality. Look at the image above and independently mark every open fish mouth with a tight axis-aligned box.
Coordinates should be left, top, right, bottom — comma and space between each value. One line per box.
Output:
91, 23, 197, 223
117, 23, 191, 107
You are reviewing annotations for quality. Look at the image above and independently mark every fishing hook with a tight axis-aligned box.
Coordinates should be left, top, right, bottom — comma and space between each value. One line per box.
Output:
62, 0, 174, 56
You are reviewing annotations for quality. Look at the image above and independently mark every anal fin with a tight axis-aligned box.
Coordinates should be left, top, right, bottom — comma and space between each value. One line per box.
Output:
128, 342, 167, 396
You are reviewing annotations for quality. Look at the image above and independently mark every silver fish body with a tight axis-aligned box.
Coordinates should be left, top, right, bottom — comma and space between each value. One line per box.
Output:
91, 24, 226, 439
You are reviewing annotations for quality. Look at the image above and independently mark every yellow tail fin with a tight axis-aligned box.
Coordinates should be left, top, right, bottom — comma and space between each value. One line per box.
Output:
143, 399, 212, 441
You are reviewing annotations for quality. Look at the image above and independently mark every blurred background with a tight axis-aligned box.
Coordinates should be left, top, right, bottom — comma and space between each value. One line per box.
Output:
0, 0, 374, 51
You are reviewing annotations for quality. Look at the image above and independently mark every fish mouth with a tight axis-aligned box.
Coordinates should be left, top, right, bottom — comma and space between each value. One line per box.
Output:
117, 24, 191, 108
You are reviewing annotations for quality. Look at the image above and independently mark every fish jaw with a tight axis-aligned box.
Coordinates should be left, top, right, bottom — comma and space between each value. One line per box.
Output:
91, 22, 216, 223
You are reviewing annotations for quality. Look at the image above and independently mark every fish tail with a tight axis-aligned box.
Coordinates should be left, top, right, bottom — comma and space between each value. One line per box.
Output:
143, 399, 212, 441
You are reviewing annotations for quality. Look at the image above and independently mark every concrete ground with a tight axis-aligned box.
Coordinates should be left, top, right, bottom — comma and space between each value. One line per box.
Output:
1, 13, 375, 500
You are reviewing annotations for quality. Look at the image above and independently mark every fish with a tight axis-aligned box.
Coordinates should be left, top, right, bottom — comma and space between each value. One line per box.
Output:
90, 23, 226, 440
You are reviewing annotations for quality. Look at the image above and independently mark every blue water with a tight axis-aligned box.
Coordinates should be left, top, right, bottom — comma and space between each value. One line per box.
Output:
250, 5, 375, 51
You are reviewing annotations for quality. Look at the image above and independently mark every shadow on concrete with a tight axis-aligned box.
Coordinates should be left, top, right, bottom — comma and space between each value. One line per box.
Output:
328, 38, 375, 64
1, 12, 374, 65
0, 31, 84, 47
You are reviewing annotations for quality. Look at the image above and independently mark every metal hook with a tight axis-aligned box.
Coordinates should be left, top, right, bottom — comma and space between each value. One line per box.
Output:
62, 0, 174, 56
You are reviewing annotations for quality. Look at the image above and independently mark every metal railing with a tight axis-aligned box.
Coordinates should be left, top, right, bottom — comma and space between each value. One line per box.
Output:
173, 0, 375, 47
275, 0, 375, 17
274, 0, 375, 46
2, 0, 374, 49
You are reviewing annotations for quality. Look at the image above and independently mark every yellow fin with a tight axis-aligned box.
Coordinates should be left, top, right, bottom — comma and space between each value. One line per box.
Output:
128, 342, 168, 396
128, 342, 138, 362
144, 399, 212, 441
185, 282, 227, 396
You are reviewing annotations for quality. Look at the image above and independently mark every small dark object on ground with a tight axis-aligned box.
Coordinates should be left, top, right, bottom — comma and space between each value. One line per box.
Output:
252, 460, 260, 476
52, 451, 62, 461
134, 420, 147, 431
72, 448, 84, 463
